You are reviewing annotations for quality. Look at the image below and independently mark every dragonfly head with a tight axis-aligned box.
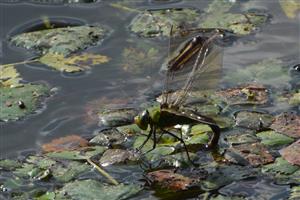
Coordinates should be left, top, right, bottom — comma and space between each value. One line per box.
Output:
134, 110, 150, 130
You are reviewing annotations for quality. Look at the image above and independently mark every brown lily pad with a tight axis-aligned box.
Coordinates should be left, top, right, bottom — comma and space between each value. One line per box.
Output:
146, 169, 196, 191
227, 142, 274, 167
280, 140, 300, 166
99, 149, 138, 166
270, 112, 300, 139
216, 84, 269, 105
42, 135, 89, 153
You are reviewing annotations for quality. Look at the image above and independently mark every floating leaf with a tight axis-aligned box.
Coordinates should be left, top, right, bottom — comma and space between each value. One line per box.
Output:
133, 135, 154, 153
89, 128, 127, 147
10, 25, 108, 56
290, 186, 300, 200
279, 0, 300, 18
216, 84, 269, 106
0, 83, 49, 121
130, 8, 201, 38
99, 108, 138, 127
235, 111, 273, 131
262, 157, 299, 175
0, 64, 23, 88
257, 131, 294, 147
270, 112, 300, 139
99, 149, 138, 166
39, 53, 109, 72
224, 131, 259, 146
0, 159, 22, 170
146, 169, 196, 191
289, 92, 300, 106
280, 140, 300, 166
226, 143, 274, 167
144, 146, 175, 163
42, 135, 89, 153
57, 179, 141, 200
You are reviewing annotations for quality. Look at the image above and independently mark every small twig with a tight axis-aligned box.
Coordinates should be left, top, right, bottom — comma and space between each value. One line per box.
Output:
0, 59, 38, 68
110, 3, 140, 13
86, 158, 119, 186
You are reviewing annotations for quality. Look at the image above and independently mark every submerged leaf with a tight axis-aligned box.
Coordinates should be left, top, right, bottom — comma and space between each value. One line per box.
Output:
39, 53, 109, 72
262, 157, 299, 175
42, 135, 89, 153
99, 149, 138, 166
279, 0, 300, 19
57, 179, 141, 200
0, 64, 23, 88
235, 111, 273, 131
290, 186, 300, 200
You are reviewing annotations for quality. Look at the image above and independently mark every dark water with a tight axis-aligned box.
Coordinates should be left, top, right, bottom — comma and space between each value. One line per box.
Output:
0, 0, 299, 199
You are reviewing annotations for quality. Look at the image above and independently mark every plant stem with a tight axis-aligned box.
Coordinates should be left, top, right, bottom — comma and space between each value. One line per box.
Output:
86, 158, 119, 186
0, 59, 38, 68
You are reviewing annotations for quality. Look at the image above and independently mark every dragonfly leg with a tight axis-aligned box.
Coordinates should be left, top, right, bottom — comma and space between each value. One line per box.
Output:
162, 129, 194, 165
138, 127, 153, 152
207, 124, 220, 149
143, 126, 157, 155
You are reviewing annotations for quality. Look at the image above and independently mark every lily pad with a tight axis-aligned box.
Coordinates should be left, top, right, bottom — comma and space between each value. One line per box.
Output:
89, 128, 127, 147
146, 169, 196, 191
235, 111, 273, 131
226, 142, 274, 167
216, 84, 269, 106
290, 186, 300, 200
39, 53, 109, 72
200, 0, 268, 35
262, 157, 299, 175
270, 112, 300, 139
223, 58, 291, 88
289, 92, 300, 106
0, 64, 23, 88
280, 140, 300, 166
144, 146, 175, 163
116, 124, 142, 136
42, 135, 89, 153
133, 135, 154, 153
129, 8, 201, 38
257, 131, 294, 147
0, 83, 49, 121
10, 25, 108, 56
99, 108, 138, 127
99, 149, 138, 166
0, 159, 22, 171
279, 0, 300, 19
224, 131, 259, 146
57, 179, 141, 200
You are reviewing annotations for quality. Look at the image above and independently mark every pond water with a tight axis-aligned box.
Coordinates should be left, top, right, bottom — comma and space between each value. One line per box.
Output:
0, 0, 299, 199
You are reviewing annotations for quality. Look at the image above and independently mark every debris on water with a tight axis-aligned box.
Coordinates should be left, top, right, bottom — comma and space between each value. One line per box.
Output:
280, 139, 300, 166
10, 25, 109, 56
235, 111, 273, 131
270, 112, 300, 139
17, 100, 26, 109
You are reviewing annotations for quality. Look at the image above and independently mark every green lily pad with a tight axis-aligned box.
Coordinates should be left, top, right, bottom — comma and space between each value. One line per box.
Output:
224, 131, 259, 146
0, 159, 22, 171
89, 128, 127, 147
10, 25, 108, 56
200, 0, 268, 35
46, 146, 106, 160
262, 157, 299, 175
144, 146, 175, 162
35, 192, 56, 200
57, 179, 141, 200
99, 149, 138, 166
257, 131, 294, 147
235, 111, 273, 131
38, 53, 110, 72
133, 135, 154, 153
270, 112, 300, 139
223, 58, 291, 88
52, 161, 90, 183
13, 163, 38, 178
116, 124, 142, 136
290, 186, 300, 200
280, 140, 300, 166
289, 92, 300, 106
0, 83, 49, 121
129, 8, 201, 38
216, 84, 269, 106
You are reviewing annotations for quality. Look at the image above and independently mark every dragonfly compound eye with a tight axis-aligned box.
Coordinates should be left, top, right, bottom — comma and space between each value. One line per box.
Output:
134, 110, 150, 130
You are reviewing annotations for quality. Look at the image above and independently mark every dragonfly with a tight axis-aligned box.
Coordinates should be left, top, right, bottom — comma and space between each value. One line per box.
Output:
134, 26, 226, 162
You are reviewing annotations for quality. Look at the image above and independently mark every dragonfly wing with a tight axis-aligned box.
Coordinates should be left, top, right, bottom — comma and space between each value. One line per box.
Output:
161, 29, 223, 108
